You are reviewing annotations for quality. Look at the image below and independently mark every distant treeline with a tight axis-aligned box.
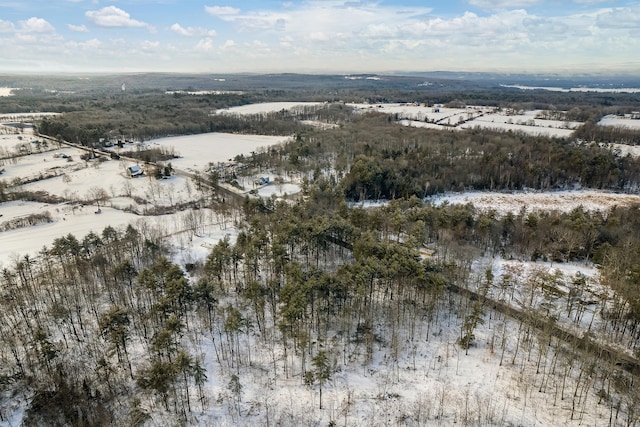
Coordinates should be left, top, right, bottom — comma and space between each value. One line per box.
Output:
575, 121, 640, 145
34, 96, 356, 143
1, 79, 638, 142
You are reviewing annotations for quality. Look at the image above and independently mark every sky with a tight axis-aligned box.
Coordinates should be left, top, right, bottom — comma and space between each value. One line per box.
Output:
0, 0, 639, 74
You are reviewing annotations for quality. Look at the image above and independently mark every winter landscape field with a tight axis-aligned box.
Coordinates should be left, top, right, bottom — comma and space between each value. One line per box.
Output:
1, 80, 640, 427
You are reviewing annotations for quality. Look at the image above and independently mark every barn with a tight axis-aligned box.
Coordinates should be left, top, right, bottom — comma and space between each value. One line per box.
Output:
128, 165, 143, 177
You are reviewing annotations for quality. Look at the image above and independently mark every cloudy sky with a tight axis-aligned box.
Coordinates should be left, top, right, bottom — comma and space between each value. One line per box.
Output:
0, 0, 638, 74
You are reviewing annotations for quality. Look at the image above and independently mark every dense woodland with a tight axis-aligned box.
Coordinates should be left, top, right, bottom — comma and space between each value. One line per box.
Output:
2, 191, 640, 424
272, 114, 640, 199
2, 76, 640, 424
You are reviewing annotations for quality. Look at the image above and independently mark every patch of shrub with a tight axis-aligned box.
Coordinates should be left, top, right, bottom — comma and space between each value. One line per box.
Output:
0, 211, 53, 232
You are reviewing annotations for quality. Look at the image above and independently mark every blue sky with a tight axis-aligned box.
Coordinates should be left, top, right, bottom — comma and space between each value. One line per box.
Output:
0, 0, 638, 74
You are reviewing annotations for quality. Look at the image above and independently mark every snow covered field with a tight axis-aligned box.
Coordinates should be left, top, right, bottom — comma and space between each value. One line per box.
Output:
598, 115, 640, 130
348, 103, 582, 138
348, 103, 492, 125
0, 128, 296, 268
459, 110, 580, 138
501, 85, 640, 93
215, 102, 323, 115
133, 132, 289, 172
428, 189, 640, 216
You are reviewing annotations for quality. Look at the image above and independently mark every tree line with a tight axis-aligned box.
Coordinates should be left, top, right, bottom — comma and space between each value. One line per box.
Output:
259, 113, 640, 201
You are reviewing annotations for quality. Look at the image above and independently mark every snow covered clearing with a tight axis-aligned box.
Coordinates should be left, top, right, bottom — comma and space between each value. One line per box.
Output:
348, 103, 491, 124
475, 256, 607, 338
165, 90, 242, 95
501, 85, 640, 93
397, 119, 450, 131
460, 110, 580, 138
134, 132, 289, 172
0, 87, 16, 97
0, 202, 140, 264
348, 103, 582, 138
598, 115, 640, 130
299, 119, 340, 129
461, 121, 576, 138
214, 102, 324, 115
0, 130, 299, 268
609, 143, 640, 157
428, 190, 640, 216
254, 182, 301, 198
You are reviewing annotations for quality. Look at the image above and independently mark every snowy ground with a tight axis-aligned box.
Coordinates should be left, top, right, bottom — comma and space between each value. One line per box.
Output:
125, 132, 289, 172
501, 85, 640, 93
400, 118, 576, 138
609, 143, 640, 157
348, 103, 493, 126
598, 115, 640, 130
427, 189, 640, 216
348, 103, 582, 138
0, 130, 297, 268
188, 310, 618, 426
459, 110, 579, 138
214, 102, 324, 115
0, 112, 59, 122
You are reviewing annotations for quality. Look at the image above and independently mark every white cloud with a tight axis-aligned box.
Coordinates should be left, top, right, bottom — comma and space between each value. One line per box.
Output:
279, 35, 294, 48
522, 17, 570, 39
80, 38, 101, 49
308, 32, 329, 42
171, 23, 191, 36
215, 2, 433, 38
596, 6, 640, 28
171, 23, 217, 37
235, 13, 288, 32
0, 20, 16, 33
19, 17, 56, 33
205, 6, 241, 16
140, 40, 160, 50
467, 0, 542, 9
250, 40, 269, 50
85, 6, 154, 31
67, 38, 101, 49
195, 38, 215, 51
221, 39, 237, 50
4, 17, 61, 45
68, 23, 89, 32
0, 0, 638, 74
573, 0, 613, 4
